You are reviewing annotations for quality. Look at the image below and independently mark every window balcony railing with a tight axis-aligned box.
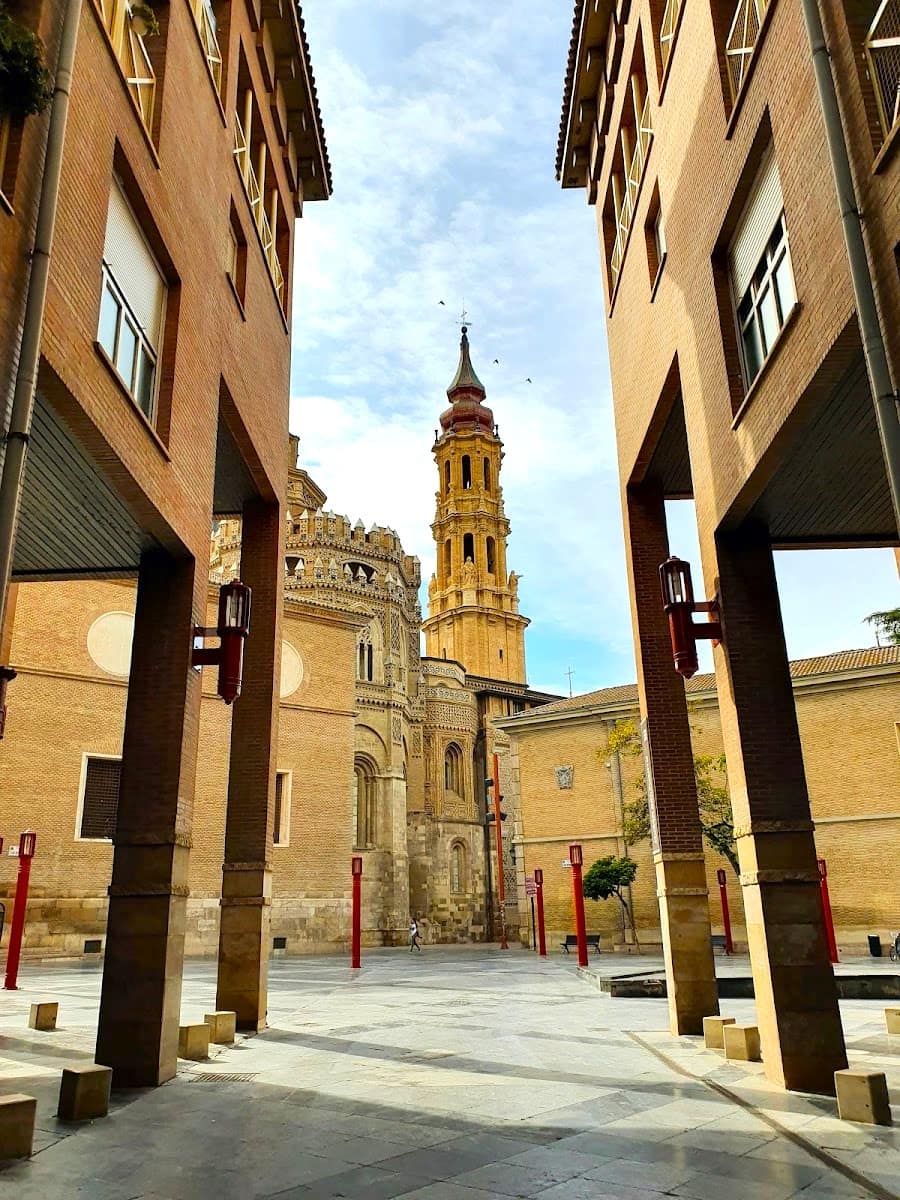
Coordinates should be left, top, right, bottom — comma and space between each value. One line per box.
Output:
865, 1, 900, 142
190, 0, 222, 92
233, 110, 285, 305
659, 0, 683, 75
609, 89, 653, 291
96, 0, 156, 129
725, 0, 770, 102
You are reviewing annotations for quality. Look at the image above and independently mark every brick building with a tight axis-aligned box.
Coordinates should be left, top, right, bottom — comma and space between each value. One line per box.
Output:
556, 0, 899, 1092
0, 0, 330, 1086
497, 647, 900, 953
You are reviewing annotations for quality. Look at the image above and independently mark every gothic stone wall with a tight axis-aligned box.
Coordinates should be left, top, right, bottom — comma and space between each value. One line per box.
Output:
407, 817, 487, 943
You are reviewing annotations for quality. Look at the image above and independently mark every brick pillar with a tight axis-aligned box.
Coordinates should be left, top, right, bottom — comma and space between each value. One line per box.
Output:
216, 498, 282, 1031
714, 523, 846, 1093
96, 552, 203, 1087
625, 484, 718, 1034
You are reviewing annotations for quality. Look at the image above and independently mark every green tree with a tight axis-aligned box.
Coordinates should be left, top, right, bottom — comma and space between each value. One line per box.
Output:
604, 717, 739, 875
582, 855, 639, 950
865, 608, 900, 646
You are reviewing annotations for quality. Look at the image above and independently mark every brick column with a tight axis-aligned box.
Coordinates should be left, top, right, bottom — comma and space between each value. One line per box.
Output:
714, 523, 846, 1093
216, 498, 282, 1030
625, 484, 718, 1034
96, 552, 203, 1087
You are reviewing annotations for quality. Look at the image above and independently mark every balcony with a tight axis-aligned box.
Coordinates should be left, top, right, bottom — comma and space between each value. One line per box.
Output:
96, 0, 156, 130
659, 0, 683, 75
725, 0, 770, 102
190, 0, 222, 93
233, 110, 285, 305
865, 1, 900, 142
609, 89, 653, 292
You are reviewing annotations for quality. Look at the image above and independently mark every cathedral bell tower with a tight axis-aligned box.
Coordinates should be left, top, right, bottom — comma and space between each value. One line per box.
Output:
423, 326, 529, 683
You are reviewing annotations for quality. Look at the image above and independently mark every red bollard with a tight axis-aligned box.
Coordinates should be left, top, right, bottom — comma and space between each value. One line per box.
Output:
569, 843, 588, 968
534, 868, 547, 957
716, 868, 734, 955
491, 753, 508, 950
351, 855, 362, 969
817, 857, 839, 964
4, 830, 36, 990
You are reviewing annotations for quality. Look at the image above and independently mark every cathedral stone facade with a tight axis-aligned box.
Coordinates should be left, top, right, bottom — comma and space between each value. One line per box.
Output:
0, 332, 554, 958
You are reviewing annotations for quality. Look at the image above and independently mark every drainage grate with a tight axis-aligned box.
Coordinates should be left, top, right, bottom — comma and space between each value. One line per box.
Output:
190, 1072, 258, 1083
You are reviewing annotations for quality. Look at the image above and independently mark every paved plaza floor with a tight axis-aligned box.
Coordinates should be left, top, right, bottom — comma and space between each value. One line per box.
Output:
0, 947, 898, 1199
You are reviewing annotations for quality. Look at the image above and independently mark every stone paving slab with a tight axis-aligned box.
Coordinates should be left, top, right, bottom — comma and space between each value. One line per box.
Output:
0, 949, 898, 1199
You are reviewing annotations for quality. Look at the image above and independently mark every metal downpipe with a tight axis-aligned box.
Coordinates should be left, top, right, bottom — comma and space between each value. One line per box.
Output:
0, 0, 83, 641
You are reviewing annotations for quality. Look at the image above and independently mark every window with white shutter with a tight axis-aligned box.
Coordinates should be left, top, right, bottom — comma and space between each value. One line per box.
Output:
98, 181, 167, 421
78, 755, 122, 840
728, 152, 796, 388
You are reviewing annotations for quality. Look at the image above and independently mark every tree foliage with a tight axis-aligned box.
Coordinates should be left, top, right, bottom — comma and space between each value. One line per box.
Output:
582, 855, 640, 949
865, 608, 900, 646
0, 7, 53, 120
605, 717, 739, 875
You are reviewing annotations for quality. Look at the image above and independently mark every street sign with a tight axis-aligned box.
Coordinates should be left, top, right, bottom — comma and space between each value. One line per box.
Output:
561, 858, 571, 868
7, 846, 18, 856
525, 878, 536, 896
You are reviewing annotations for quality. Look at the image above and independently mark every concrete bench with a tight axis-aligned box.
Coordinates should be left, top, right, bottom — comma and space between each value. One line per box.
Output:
703, 1015, 735, 1049
178, 1023, 210, 1061
0, 1094, 36, 1160
28, 1001, 58, 1031
835, 1070, 892, 1126
204, 1011, 236, 1045
560, 935, 602, 955
723, 1024, 761, 1062
58, 1064, 112, 1121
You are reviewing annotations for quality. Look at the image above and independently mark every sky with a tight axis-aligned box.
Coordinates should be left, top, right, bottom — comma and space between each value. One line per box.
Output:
290, 1, 898, 697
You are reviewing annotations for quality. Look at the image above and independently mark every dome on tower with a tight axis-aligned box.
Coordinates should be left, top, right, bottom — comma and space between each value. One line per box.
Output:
440, 327, 495, 435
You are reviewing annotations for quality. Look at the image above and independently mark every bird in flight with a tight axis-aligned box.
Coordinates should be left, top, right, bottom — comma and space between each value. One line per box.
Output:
525, 377, 532, 384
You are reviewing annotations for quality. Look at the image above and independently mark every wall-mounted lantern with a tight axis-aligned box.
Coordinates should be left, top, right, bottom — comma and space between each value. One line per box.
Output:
659, 556, 722, 679
191, 581, 252, 704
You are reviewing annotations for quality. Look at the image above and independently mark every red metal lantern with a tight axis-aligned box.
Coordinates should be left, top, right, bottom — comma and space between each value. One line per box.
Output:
19, 830, 36, 859
534, 868, 543, 886
716, 868, 726, 886
351, 856, 363, 877
191, 580, 252, 704
569, 843, 583, 867
659, 556, 722, 680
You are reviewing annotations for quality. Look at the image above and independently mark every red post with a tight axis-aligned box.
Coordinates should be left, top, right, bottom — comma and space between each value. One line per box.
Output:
351, 855, 362, 969
534, 867, 546, 957
4, 830, 36, 990
716, 868, 734, 955
491, 753, 508, 950
817, 857, 838, 964
569, 843, 588, 968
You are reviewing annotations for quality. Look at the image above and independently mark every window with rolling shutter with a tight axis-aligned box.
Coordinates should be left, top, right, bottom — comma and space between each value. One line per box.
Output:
728, 151, 796, 388
97, 181, 167, 420
79, 756, 121, 840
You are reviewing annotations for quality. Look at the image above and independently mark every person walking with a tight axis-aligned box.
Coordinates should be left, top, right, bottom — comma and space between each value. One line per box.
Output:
409, 916, 422, 952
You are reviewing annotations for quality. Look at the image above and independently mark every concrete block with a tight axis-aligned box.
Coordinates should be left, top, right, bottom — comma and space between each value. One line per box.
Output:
178, 1023, 210, 1061
0, 1094, 36, 1160
886, 1007, 900, 1035
703, 1015, 735, 1049
28, 1001, 58, 1031
835, 1070, 892, 1126
723, 1023, 761, 1062
57, 1063, 112, 1121
204, 1011, 236, 1045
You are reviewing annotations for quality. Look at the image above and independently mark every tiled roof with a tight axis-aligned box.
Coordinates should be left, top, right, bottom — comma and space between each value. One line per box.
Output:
555, 1, 585, 179
518, 646, 900, 719
297, 7, 333, 196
